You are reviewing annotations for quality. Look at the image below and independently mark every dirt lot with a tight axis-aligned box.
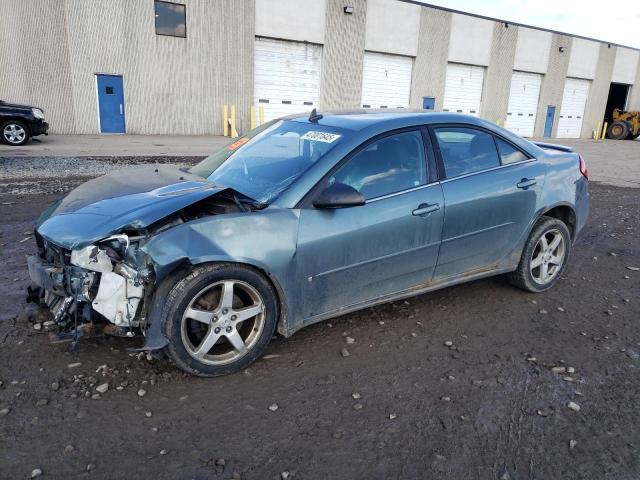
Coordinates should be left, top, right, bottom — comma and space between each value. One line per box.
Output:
1, 153, 639, 479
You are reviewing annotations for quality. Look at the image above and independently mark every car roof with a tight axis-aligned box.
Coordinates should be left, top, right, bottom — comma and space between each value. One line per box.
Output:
285, 109, 493, 131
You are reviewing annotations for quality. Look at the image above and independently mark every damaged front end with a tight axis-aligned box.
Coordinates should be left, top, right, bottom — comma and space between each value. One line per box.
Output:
27, 232, 154, 343
26, 164, 268, 349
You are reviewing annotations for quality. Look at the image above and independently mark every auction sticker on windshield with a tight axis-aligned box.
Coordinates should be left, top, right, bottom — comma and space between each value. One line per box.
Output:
301, 131, 341, 143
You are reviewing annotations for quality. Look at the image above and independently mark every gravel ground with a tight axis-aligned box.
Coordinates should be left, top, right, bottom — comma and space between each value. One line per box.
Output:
0, 156, 204, 195
0, 156, 639, 479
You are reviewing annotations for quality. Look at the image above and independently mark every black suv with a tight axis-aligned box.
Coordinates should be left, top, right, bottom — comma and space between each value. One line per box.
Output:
0, 100, 49, 146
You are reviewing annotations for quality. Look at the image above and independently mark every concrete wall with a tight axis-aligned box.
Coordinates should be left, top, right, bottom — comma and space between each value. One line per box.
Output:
612, 48, 640, 85
513, 28, 551, 74
364, 0, 420, 57
581, 44, 616, 137
448, 14, 493, 66
320, 0, 367, 110
482, 24, 518, 122
628, 56, 640, 110
409, 8, 451, 110
533, 34, 573, 137
567, 38, 600, 80
255, 0, 325, 44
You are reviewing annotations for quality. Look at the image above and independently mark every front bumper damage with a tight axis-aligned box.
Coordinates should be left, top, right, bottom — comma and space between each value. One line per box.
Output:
27, 234, 154, 345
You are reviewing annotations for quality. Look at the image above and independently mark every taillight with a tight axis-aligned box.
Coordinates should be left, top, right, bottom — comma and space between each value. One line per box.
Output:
579, 155, 588, 179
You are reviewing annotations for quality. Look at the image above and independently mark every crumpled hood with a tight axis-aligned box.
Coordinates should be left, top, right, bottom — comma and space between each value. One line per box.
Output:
37, 164, 224, 250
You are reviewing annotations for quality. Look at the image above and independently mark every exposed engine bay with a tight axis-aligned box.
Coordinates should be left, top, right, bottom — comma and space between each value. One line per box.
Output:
27, 190, 255, 345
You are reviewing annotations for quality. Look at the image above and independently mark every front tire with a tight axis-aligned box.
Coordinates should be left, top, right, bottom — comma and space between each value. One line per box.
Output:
607, 121, 630, 140
509, 216, 571, 292
162, 263, 279, 377
1, 120, 30, 146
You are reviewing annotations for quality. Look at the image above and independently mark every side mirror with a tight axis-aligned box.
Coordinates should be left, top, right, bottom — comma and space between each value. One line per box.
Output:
313, 182, 365, 209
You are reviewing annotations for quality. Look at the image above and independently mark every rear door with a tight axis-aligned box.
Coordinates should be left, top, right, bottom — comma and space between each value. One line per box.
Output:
431, 126, 545, 279
296, 129, 444, 319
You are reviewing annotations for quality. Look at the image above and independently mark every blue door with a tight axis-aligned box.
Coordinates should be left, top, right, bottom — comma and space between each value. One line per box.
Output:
96, 74, 125, 134
296, 130, 444, 319
423, 97, 436, 110
544, 106, 555, 138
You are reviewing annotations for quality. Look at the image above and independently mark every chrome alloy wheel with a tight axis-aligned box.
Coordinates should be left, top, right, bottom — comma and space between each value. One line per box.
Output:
3, 123, 26, 144
530, 228, 566, 285
180, 280, 265, 366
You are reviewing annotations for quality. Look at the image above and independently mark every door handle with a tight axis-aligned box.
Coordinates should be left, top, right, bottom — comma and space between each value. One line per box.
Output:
119, 104, 123, 115
412, 203, 440, 216
517, 178, 537, 189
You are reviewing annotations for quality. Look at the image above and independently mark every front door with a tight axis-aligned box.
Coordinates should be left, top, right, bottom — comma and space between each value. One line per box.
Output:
297, 129, 444, 319
96, 74, 125, 134
431, 126, 544, 279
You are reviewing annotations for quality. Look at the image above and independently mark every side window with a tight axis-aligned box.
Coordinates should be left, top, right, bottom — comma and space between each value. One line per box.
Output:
496, 138, 529, 165
330, 131, 427, 200
434, 127, 500, 178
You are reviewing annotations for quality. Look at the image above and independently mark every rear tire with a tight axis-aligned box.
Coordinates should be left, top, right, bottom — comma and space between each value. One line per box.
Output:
607, 121, 630, 140
162, 263, 279, 377
1, 120, 30, 146
509, 216, 571, 293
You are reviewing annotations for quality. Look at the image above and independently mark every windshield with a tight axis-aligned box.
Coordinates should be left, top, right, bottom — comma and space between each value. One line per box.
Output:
190, 120, 346, 204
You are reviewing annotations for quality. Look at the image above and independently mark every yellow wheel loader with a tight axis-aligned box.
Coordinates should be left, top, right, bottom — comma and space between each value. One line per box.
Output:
606, 109, 640, 140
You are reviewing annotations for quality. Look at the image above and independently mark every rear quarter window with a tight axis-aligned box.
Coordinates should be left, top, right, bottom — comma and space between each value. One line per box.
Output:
496, 138, 529, 165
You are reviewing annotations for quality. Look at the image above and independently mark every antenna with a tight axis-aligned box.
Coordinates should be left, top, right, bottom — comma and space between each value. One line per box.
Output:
309, 108, 323, 123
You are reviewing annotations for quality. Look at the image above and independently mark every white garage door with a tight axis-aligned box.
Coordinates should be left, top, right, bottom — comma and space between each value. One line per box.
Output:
557, 78, 590, 138
361, 52, 413, 109
443, 64, 485, 116
505, 71, 542, 137
254, 37, 322, 122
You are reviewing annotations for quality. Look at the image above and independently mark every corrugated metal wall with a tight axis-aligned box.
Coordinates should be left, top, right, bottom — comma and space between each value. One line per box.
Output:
0, 0, 253, 135
2, 0, 639, 138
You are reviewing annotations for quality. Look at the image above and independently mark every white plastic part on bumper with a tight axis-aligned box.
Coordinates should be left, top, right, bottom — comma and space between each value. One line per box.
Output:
70, 246, 113, 273
92, 271, 143, 326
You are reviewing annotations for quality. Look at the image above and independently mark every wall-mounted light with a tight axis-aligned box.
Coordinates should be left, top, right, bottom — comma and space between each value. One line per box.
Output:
343, 5, 354, 14
607, 43, 612, 48
504, 22, 509, 28
559, 46, 565, 53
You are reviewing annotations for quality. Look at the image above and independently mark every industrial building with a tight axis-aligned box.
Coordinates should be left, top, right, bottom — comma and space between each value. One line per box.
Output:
2, 0, 639, 139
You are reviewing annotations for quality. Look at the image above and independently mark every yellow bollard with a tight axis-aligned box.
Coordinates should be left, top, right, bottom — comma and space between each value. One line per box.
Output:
223, 105, 229, 137
595, 122, 601, 142
231, 105, 237, 138
250, 106, 256, 130
601, 122, 608, 140
259, 105, 265, 126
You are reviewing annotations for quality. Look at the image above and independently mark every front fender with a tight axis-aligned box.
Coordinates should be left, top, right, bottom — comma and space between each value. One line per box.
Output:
141, 208, 301, 335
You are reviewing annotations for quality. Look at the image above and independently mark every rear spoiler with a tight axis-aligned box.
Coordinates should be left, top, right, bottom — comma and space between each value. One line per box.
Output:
533, 142, 574, 153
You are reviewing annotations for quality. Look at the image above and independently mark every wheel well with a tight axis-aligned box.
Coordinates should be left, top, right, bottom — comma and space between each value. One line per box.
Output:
0, 116, 31, 134
543, 206, 576, 239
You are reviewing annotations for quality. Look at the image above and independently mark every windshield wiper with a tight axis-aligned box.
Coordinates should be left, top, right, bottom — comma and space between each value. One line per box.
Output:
226, 189, 268, 212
